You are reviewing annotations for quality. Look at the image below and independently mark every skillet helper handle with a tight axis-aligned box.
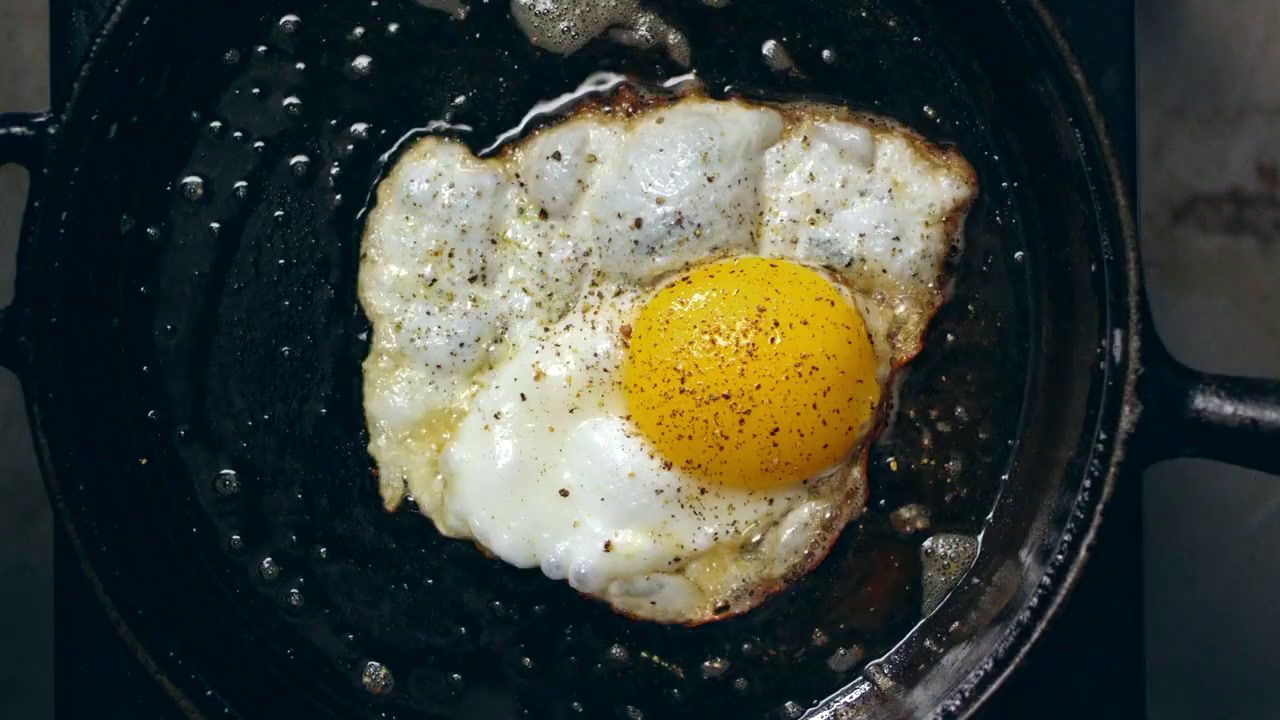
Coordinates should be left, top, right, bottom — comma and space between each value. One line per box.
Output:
1135, 338, 1280, 475
0, 111, 54, 374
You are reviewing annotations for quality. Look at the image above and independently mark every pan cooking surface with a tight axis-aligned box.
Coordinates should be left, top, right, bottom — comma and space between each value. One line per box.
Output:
76, 0, 1031, 716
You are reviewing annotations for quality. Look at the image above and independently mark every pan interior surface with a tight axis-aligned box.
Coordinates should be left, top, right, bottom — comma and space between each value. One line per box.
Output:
21, 0, 1128, 717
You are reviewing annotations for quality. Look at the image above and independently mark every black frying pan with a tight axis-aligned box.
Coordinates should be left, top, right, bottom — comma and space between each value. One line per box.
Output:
3, 0, 1279, 718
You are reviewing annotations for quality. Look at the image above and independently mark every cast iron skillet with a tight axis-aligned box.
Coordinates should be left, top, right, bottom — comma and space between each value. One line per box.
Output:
3, 0, 1279, 718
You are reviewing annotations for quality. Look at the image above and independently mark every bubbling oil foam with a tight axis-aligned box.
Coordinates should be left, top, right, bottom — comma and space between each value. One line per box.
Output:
511, 0, 691, 65
416, 0, 470, 21
920, 533, 978, 614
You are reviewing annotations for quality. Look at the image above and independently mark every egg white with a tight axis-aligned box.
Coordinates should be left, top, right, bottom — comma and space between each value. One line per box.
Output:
359, 91, 975, 622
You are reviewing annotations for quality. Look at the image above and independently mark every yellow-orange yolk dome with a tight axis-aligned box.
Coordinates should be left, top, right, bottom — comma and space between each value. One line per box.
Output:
623, 257, 880, 491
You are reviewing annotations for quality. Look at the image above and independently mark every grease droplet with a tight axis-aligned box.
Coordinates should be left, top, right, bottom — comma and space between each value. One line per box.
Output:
362, 661, 395, 695
826, 645, 864, 673
701, 657, 728, 679
761, 38, 795, 72
350, 54, 373, 77
179, 175, 206, 202
259, 556, 281, 581
606, 644, 630, 666
277, 13, 301, 33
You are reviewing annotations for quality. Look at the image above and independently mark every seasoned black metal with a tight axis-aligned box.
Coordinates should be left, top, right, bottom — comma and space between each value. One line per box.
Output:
1135, 337, 1280, 475
0, 111, 51, 374
0, 0, 1271, 719
0, 111, 52, 166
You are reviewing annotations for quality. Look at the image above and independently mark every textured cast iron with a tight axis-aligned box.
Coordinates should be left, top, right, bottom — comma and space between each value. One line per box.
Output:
0, 0, 1276, 719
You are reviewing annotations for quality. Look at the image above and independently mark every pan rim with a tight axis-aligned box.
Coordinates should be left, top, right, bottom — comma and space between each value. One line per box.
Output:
922, 1, 1141, 717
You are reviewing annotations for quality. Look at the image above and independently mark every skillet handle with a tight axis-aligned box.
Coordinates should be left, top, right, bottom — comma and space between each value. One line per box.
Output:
1134, 336, 1280, 475
0, 111, 53, 375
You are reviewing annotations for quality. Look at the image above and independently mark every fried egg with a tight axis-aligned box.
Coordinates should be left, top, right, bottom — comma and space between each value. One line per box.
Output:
359, 90, 975, 623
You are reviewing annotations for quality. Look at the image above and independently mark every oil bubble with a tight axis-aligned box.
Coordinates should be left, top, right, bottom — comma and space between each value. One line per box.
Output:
259, 556, 281, 581
289, 154, 311, 176
810, 628, 830, 647
821, 47, 838, 64
350, 122, 371, 140
350, 54, 374, 77
362, 661, 395, 695
606, 644, 630, 666
179, 175, 206, 202
762, 39, 796, 73
232, 180, 250, 200
826, 645, 864, 673
213, 469, 241, 496
700, 657, 728, 679
228, 533, 245, 551
890, 503, 932, 535
277, 13, 301, 34
285, 587, 305, 608
282, 95, 303, 116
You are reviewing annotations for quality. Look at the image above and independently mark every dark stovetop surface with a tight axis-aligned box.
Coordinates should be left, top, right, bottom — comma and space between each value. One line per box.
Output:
50, 1, 1138, 718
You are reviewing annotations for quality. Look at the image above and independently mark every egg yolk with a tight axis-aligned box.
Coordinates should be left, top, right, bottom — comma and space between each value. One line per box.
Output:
623, 257, 880, 490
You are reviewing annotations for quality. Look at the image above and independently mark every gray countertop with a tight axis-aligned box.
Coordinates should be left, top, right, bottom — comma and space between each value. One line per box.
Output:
0, 1, 51, 719
1139, 2, 1280, 716
3, 1, 1279, 717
